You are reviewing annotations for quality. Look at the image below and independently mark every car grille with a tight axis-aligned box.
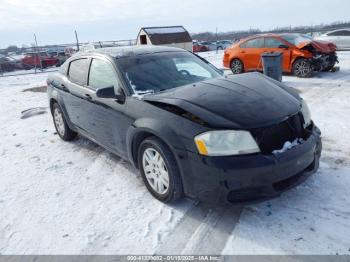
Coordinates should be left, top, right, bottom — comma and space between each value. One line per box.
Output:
251, 113, 308, 155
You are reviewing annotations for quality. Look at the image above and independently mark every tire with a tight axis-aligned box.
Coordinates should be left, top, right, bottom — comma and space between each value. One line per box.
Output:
292, 58, 313, 78
52, 103, 77, 141
217, 46, 223, 50
138, 137, 183, 203
230, 58, 244, 74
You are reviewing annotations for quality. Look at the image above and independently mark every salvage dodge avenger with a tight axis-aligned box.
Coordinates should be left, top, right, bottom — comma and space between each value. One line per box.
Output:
47, 46, 322, 204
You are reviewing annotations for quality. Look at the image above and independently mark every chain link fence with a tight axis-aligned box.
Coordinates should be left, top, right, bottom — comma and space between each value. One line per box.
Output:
0, 39, 136, 77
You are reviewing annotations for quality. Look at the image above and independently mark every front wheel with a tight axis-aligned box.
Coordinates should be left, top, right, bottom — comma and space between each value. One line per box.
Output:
292, 58, 313, 78
52, 103, 77, 141
230, 59, 244, 74
138, 137, 183, 203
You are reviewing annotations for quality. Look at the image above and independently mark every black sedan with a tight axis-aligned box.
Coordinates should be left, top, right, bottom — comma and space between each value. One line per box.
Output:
47, 46, 322, 204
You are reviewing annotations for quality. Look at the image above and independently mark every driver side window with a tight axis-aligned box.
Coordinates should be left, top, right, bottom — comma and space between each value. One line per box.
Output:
264, 37, 284, 48
88, 59, 118, 90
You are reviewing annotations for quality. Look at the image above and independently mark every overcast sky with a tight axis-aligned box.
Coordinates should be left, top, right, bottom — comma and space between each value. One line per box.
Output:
0, 0, 349, 47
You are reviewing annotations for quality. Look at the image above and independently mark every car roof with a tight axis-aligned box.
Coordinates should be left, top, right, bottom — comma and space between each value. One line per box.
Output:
238, 33, 305, 43
249, 33, 302, 38
326, 28, 350, 33
81, 45, 186, 58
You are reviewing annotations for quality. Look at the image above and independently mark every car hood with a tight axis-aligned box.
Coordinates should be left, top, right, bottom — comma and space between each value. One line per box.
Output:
143, 73, 302, 129
297, 40, 337, 53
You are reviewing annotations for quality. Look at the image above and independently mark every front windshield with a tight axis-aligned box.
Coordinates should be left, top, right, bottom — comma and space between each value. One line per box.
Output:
116, 51, 221, 95
280, 34, 312, 46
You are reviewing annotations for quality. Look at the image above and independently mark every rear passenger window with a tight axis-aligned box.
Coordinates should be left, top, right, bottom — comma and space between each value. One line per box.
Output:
88, 59, 117, 90
241, 38, 264, 48
68, 58, 89, 86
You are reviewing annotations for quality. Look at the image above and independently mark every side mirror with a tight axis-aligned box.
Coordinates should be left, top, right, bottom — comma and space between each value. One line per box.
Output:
96, 86, 115, 98
278, 44, 289, 49
96, 86, 125, 103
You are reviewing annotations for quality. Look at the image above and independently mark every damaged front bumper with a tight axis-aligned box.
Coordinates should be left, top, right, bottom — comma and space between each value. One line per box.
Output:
311, 52, 338, 71
178, 125, 322, 205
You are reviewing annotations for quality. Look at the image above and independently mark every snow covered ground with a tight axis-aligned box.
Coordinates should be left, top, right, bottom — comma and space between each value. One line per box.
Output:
0, 51, 349, 255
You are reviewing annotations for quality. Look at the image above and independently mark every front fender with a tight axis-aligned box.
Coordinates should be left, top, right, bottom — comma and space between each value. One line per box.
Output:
291, 50, 313, 65
126, 117, 188, 167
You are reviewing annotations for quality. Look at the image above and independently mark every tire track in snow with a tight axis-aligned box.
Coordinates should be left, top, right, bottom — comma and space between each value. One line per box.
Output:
155, 203, 243, 255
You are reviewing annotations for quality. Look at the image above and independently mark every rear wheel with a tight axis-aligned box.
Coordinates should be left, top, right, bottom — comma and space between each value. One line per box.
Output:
230, 59, 244, 74
292, 58, 312, 78
52, 103, 77, 141
138, 137, 183, 203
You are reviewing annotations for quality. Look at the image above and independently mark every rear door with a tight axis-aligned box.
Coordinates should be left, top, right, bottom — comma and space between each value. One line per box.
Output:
338, 30, 350, 49
326, 31, 343, 48
62, 57, 93, 133
239, 37, 265, 71
264, 37, 291, 72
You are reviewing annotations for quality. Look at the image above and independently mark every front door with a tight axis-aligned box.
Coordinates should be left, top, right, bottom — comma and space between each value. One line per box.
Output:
264, 37, 291, 72
85, 58, 128, 156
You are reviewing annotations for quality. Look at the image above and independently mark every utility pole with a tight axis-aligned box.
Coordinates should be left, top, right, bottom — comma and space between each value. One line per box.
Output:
75, 30, 80, 51
216, 27, 218, 54
33, 33, 43, 73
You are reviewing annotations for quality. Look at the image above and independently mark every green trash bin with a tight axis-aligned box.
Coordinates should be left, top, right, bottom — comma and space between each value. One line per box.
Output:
261, 52, 283, 81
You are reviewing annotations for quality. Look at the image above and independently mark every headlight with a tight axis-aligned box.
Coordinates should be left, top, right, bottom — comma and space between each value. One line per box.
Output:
301, 100, 311, 128
194, 130, 260, 156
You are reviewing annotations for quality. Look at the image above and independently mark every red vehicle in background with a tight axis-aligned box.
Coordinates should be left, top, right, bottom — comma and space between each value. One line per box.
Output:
22, 52, 59, 69
192, 42, 210, 52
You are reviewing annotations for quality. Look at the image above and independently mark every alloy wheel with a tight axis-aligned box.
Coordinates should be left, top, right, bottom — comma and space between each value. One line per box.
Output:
54, 108, 65, 136
294, 60, 312, 77
142, 148, 170, 195
231, 59, 243, 74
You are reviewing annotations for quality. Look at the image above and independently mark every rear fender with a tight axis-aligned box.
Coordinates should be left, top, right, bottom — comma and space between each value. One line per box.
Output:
47, 78, 77, 132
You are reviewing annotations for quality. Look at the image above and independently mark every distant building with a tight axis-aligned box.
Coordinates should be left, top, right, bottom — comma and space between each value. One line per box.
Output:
136, 26, 192, 51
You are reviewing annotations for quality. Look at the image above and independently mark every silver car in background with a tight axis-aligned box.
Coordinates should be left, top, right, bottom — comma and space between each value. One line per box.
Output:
201, 40, 233, 51
315, 29, 350, 50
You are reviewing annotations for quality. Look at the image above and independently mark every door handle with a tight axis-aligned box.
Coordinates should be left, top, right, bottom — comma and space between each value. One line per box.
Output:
85, 94, 93, 100
241, 51, 246, 53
